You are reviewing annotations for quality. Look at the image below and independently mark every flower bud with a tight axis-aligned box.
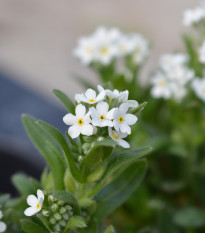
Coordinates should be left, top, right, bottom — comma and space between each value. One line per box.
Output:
57, 200, 64, 206
59, 220, 66, 227
54, 213, 61, 221
48, 195, 56, 203
59, 207, 66, 214
49, 217, 56, 225
65, 205, 72, 211
63, 213, 69, 221
51, 204, 58, 212
42, 210, 50, 217
54, 223, 61, 232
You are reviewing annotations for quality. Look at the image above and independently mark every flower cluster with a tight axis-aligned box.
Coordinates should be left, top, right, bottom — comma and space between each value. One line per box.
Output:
73, 27, 149, 66
150, 53, 194, 101
24, 190, 73, 232
63, 86, 139, 148
183, 3, 205, 27
191, 78, 205, 102
0, 210, 6, 233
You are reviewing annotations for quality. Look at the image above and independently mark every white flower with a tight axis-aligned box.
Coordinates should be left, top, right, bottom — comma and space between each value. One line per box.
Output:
75, 88, 105, 105
183, 6, 205, 26
113, 103, 137, 134
172, 84, 187, 101
93, 27, 121, 65
192, 78, 205, 102
108, 127, 130, 148
90, 102, 115, 127
0, 210, 6, 233
63, 104, 94, 138
73, 36, 97, 65
159, 53, 188, 72
24, 190, 44, 217
199, 41, 205, 63
150, 72, 174, 99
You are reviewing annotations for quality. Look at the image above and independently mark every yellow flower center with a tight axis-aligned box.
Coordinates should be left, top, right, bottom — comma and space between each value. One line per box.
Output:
118, 116, 124, 123
99, 115, 105, 121
36, 203, 40, 209
112, 133, 118, 140
100, 46, 109, 55
108, 97, 113, 101
78, 118, 84, 126
159, 80, 166, 87
89, 99, 96, 103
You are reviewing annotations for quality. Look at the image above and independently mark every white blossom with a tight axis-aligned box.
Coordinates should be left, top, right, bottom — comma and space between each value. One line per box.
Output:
75, 88, 105, 105
89, 102, 115, 127
24, 190, 44, 217
63, 104, 94, 138
183, 6, 205, 26
192, 78, 205, 102
0, 211, 6, 233
113, 103, 137, 134
199, 41, 205, 63
108, 127, 130, 148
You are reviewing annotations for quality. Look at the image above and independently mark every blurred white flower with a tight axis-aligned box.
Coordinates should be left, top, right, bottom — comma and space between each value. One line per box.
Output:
0, 210, 6, 233
159, 53, 188, 72
151, 73, 174, 99
24, 190, 44, 217
63, 104, 93, 138
192, 78, 205, 102
73, 36, 97, 65
199, 41, 205, 63
90, 102, 115, 127
183, 6, 205, 26
108, 127, 130, 148
113, 103, 137, 134
75, 88, 105, 104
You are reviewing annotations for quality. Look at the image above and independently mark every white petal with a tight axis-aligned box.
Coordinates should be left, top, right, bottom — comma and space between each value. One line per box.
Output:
85, 89, 96, 99
63, 114, 77, 125
27, 195, 38, 207
127, 100, 139, 109
24, 207, 39, 216
96, 90, 105, 102
108, 127, 113, 138
89, 107, 98, 119
37, 190, 44, 205
75, 104, 86, 117
113, 121, 120, 131
92, 118, 101, 127
68, 125, 81, 139
0, 221, 6, 232
120, 123, 131, 134
84, 112, 91, 123
106, 108, 115, 120
119, 103, 129, 115
81, 124, 93, 136
101, 120, 113, 127
118, 139, 130, 148
97, 85, 104, 92
96, 102, 109, 114
125, 114, 137, 125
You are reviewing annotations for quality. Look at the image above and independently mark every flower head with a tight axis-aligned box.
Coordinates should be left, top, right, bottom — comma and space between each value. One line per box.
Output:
90, 102, 115, 127
24, 189, 44, 217
183, 5, 205, 26
108, 128, 130, 148
75, 88, 105, 105
63, 104, 94, 138
192, 78, 205, 102
113, 103, 137, 134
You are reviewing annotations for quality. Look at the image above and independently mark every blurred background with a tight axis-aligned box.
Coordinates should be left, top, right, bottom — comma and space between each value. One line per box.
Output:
0, 0, 201, 193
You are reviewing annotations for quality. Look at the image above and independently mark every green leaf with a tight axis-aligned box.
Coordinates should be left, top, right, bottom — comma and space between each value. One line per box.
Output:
12, 174, 36, 196
52, 89, 75, 114
21, 219, 49, 233
92, 160, 147, 222
81, 139, 116, 167
130, 102, 147, 115
64, 168, 76, 193
53, 191, 80, 214
66, 132, 78, 148
64, 216, 87, 232
104, 225, 116, 233
174, 207, 205, 227
37, 120, 84, 183
41, 168, 54, 191
87, 166, 106, 183
88, 147, 151, 197
22, 115, 65, 190
0, 194, 10, 205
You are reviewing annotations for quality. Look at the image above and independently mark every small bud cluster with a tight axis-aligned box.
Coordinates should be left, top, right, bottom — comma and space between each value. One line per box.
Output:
42, 195, 73, 233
